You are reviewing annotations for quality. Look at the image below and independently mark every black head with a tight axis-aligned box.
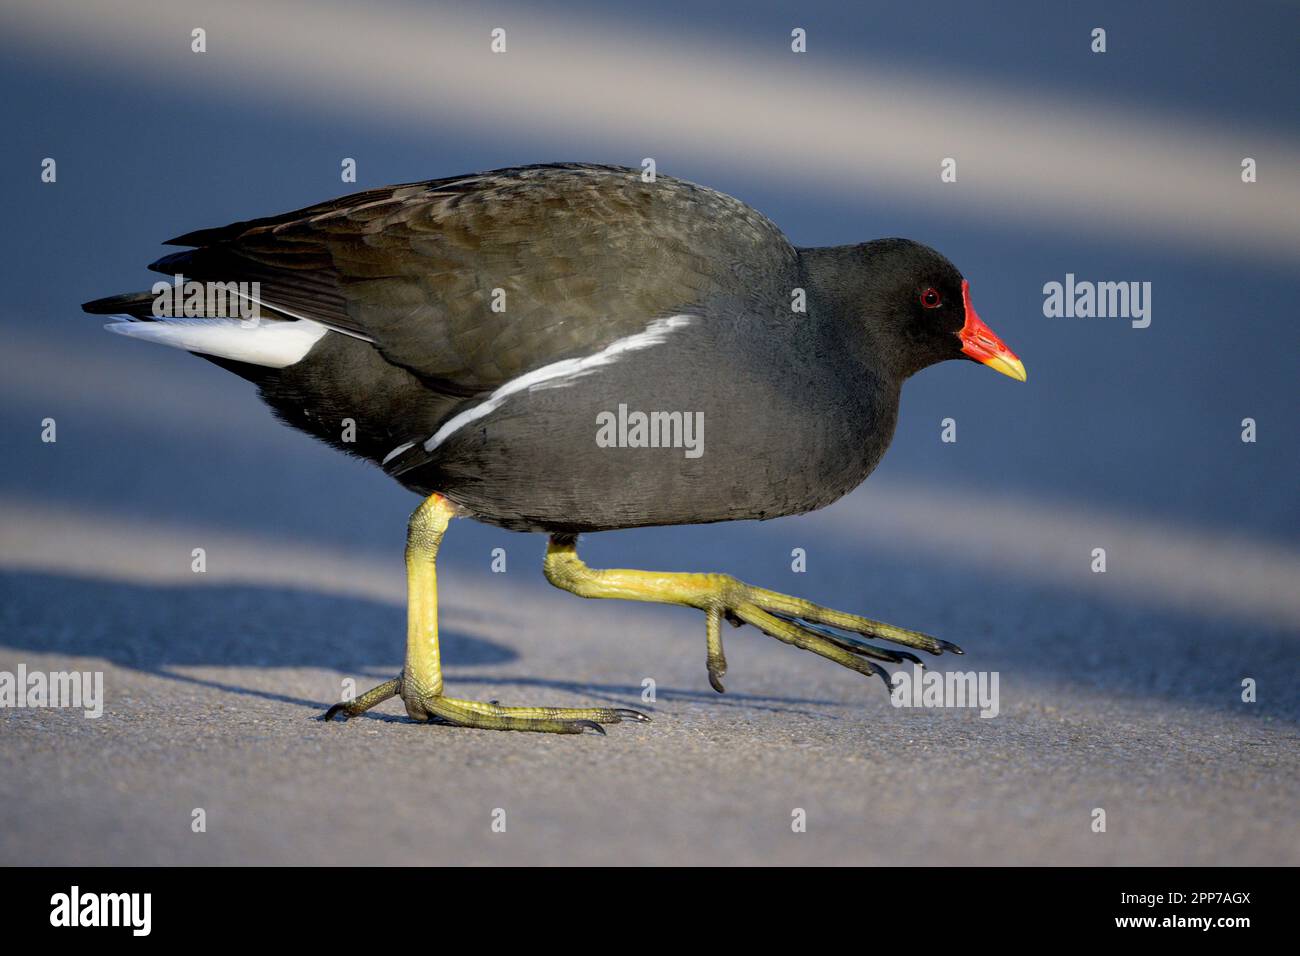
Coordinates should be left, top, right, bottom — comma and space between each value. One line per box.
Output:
802, 238, 1025, 383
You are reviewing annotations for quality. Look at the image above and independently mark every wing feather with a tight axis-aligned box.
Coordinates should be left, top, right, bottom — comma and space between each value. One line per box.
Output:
145, 164, 796, 392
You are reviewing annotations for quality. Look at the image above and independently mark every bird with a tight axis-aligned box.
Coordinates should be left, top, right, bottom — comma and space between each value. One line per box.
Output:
83, 163, 1026, 735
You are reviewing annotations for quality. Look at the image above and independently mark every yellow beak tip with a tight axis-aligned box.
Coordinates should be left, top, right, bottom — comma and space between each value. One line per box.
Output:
981, 355, 1028, 383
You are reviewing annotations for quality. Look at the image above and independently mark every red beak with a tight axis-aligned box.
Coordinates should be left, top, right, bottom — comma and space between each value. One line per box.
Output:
959, 280, 1026, 382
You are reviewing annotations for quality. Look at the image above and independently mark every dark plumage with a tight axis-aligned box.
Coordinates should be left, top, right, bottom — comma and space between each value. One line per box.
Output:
84, 163, 1022, 533
84, 163, 1027, 733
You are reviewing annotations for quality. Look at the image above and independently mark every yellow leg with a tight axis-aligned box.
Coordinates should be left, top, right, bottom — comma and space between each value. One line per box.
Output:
324, 495, 649, 734
543, 535, 962, 692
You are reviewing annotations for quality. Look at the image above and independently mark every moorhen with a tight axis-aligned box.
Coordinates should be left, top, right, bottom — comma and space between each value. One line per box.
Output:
84, 163, 1026, 734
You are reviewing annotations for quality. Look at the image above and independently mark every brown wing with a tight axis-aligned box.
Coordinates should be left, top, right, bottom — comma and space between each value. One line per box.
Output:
151, 163, 796, 393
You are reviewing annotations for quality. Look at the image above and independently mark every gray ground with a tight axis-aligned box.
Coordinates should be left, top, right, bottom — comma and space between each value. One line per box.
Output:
0, 337, 1295, 865
1, 0, 1297, 866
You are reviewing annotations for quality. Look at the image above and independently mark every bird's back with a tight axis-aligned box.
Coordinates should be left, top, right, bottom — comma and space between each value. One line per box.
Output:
85, 164, 889, 532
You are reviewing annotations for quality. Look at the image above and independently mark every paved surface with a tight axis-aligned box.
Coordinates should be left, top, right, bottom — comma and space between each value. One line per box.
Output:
1, 0, 1297, 865
1, 474, 1296, 866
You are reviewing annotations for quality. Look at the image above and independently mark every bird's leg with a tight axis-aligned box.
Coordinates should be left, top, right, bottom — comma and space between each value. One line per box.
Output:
324, 494, 648, 733
543, 535, 963, 693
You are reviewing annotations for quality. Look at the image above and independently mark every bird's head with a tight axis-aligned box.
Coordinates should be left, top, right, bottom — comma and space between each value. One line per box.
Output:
807, 238, 1026, 383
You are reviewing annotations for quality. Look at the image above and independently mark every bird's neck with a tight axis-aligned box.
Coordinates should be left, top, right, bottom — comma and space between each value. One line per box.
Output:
798, 244, 909, 386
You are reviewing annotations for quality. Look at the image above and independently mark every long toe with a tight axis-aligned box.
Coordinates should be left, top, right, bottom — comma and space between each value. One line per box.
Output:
414, 695, 652, 734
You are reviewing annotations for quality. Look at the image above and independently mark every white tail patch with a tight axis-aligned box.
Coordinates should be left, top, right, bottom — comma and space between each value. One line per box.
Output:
105, 317, 329, 368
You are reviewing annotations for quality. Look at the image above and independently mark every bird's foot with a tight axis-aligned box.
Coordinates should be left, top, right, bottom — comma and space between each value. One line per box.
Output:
704, 580, 963, 693
543, 538, 962, 695
324, 677, 649, 734
410, 694, 650, 734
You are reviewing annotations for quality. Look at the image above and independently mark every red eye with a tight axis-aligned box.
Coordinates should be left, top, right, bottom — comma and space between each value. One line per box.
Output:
920, 288, 942, 309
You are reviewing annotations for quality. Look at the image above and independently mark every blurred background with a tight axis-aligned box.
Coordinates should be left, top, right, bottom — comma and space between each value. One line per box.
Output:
0, 0, 1296, 866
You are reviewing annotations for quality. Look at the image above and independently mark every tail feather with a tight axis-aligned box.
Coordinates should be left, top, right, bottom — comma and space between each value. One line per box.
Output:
81, 291, 160, 319
84, 288, 328, 368
104, 316, 329, 368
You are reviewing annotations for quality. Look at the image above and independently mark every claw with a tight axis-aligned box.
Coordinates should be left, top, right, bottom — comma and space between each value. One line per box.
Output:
937, 639, 965, 655
707, 654, 727, 694
323, 702, 350, 721
612, 708, 651, 722
864, 661, 894, 692
579, 720, 606, 735
775, 614, 925, 667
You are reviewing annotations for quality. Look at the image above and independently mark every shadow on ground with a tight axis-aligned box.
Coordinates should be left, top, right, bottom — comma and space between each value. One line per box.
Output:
0, 571, 848, 717
2, 564, 1296, 728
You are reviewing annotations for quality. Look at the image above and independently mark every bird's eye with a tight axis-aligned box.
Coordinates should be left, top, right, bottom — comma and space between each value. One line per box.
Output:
920, 288, 942, 309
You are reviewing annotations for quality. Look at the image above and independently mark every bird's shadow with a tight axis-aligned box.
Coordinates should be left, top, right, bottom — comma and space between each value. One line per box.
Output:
0, 571, 835, 719
3, 563, 1296, 727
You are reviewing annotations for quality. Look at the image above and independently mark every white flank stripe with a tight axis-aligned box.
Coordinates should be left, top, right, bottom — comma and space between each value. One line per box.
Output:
422, 315, 694, 453
105, 317, 329, 368
381, 441, 416, 466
